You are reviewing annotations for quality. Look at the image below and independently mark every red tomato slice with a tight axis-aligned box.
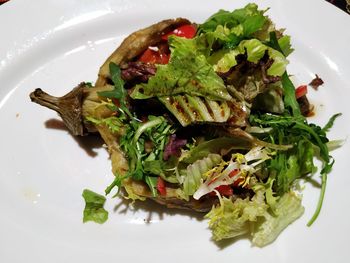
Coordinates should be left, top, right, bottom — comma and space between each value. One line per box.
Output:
161, 24, 197, 40
295, 85, 308, 99
157, 177, 166, 196
139, 48, 169, 64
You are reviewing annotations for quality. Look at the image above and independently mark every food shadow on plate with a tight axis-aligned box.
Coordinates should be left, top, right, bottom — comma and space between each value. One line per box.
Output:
214, 233, 253, 250
112, 197, 205, 223
113, 198, 256, 248
45, 118, 104, 157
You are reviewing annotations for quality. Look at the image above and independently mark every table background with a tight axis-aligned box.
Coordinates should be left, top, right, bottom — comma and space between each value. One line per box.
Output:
0, 0, 350, 13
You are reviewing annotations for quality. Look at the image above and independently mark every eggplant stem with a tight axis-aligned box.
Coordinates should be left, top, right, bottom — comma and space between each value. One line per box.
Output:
29, 83, 87, 136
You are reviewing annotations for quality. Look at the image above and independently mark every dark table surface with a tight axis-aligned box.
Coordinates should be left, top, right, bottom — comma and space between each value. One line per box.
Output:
0, 0, 350, 13
327, 0, 350, 12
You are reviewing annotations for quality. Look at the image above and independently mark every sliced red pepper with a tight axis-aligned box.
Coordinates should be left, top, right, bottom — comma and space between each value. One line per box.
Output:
138, 48, 170, 65
229, 169, 239, 178
208, 169, 239, 186
233, 178, 244, 187
156, 177, 166, 196
295, 85, 308, 99
161, 24, 197, 40
209, 185, 233, 197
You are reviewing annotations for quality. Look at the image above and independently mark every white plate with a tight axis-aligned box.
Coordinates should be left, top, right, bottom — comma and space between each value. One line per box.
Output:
0, 0, 349, 262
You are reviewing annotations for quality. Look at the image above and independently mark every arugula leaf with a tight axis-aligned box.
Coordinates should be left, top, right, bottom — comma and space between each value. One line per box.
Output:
103, 116, 175, 195
250, 112, 339, 225
98, 62, 133, 119
82, 189, 108, 224
322, 113, 342, 133
145, 176, 158, 197
105, 174, 129, 196
281, 72, 302, 117
98, 63, 125, 99
307, 159, 334, 226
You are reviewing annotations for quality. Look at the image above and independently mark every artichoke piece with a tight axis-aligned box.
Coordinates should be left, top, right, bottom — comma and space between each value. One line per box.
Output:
159, 95, 231, 127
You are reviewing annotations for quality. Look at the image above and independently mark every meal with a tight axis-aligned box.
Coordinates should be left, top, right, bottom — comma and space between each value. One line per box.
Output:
30, 3, 341, 247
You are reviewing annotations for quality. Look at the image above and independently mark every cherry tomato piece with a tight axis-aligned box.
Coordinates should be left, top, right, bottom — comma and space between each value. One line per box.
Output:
295, 85, 308, 99
161, 24, 197, 40
139, 48, 169, 64
157, 177, 166, 196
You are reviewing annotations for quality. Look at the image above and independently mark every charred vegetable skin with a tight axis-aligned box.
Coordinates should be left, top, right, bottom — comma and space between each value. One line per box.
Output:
30, 3, 340, 247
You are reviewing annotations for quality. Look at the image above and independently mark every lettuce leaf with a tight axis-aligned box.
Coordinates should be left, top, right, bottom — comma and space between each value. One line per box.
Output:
278, 35, 294, 57
82, 189, 108, 224
212, 39, 288, 75
131, 36, 231, 101
181, 154, 222, 197
199, 3, 268, 42
252, 192, 304, 247
205, 189, 304, 247
205, 190, 268, 241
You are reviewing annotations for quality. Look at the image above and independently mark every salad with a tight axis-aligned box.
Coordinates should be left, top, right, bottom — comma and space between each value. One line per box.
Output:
30, 3, 341, 247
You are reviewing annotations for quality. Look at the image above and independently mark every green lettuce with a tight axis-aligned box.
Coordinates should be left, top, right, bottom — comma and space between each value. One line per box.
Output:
278, 35, 294, 57
181, 154, 222, 197
205, 190, 268, 241
82, 189, 109, 224
131, 36, 231, 101
212, 39, 288, 75
199, 3, 268, 44
205, 189, 304, 247
252, 192, 304, 247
